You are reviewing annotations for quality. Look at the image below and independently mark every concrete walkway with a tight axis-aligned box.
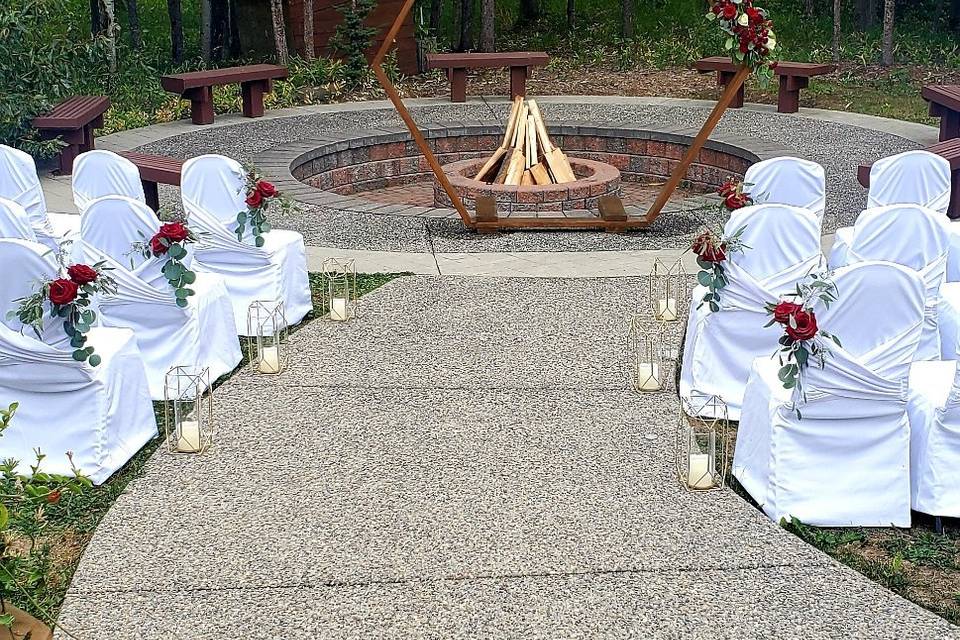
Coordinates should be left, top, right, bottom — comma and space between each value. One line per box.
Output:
56, 277, 959, 638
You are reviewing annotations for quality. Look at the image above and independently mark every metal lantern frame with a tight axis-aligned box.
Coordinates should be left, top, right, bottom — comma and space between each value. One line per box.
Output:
648, 258, 689, 323
247, 300, 289, 375
321, 257, 358, 322
676, 395, 729, 492
163, 365, 214, 455
626, 316, 676, 394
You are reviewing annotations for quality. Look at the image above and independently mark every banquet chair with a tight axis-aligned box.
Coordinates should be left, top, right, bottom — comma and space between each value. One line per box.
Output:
830, 150, 952, 268
733, 261, 925, 527
0, 144, 80, 252
72, 150, 145, 213
181, 154, 312, 335
0, 238, 156, 484
907, 359, 960, 519
0, 198, 40, 243
743, 156, 826, 223
826, 205, 948, 360
77, 196, 242, 399
679, 203, 823, 420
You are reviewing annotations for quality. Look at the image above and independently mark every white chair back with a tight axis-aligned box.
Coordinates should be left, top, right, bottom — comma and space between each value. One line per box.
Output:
80, 196, 170, 290
0, 144, 51, 234
72, 151, 145, 213
723, 203, 822, 287
743, 157, 826, 221
868, 150, 952, 215
0, 198, 39, 243
0, 238, 67, 346
181, 154, 246, 230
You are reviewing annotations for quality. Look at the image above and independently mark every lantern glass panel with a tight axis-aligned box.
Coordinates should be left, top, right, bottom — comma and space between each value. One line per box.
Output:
247, 300, 288, 374
163, 366, 214, 454
676, 395, 729, 491
322, 257, 358, 322
649, 258, 688, 322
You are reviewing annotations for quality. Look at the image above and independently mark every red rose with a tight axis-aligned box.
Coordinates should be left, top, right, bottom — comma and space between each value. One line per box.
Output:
245, 189, 263, 208
150, 233, 169, 256
67, 264, 98, 285
46, 489, 61, 505
691, 232, 727, 263
723, 3, 737, 19
48, 278, 79, 306
724, 192, 749, 210
785, 309, 819, 342
718, 180, 737, 198
159, 222, 189, 243
257, 180, 277, 198
772, 301, 802, 325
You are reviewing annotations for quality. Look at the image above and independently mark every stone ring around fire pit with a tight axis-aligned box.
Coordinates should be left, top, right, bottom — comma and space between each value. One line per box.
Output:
436, 157, 622, 214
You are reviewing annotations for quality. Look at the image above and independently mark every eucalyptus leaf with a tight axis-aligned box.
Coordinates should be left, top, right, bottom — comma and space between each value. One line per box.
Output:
88, 354, 101, 367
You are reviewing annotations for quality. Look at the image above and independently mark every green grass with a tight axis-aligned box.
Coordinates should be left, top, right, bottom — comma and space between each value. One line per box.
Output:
4, 271, 408, 627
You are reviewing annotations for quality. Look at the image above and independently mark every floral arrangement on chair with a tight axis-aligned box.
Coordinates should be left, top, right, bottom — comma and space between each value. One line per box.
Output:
9, 255, 117, 367
130, 216, 198, 309
237, 165, 296, 248
706, 0, 777, 83
718, 177, 754, 211
765, 272, 842, 414
691, 224, 749, 311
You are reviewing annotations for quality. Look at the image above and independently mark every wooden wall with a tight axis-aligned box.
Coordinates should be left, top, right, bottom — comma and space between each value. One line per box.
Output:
285, 0, 419, 75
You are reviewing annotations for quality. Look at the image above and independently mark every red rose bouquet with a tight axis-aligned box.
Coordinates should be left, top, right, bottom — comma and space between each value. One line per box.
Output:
706, 0, 777, 84
130, 218, 198, 308
690, 224, 749, 311
718, 177, 754, 211
9, 259, 117, 366
237, 164, 295, 248
764, 272, 842, 413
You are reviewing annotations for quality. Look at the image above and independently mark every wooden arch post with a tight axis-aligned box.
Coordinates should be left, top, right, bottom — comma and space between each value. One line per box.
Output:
642, 65, 751, 226
370, 0, 473, 227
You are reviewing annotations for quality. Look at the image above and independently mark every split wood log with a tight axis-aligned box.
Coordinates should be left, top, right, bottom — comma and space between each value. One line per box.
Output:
530, 162, 551, 185
474, 146, 508, 181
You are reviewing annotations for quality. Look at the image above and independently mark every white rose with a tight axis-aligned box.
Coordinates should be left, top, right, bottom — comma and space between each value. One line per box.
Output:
737, 12, 749, 26
768, 38, 776, 51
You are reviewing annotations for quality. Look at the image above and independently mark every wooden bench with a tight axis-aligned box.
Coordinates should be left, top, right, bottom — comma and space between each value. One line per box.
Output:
160, 64, 288, 125
425, 52, 549, 103
32, 96, 110, 175
857, 139, 960, 220
118, 152, 184, 211
694, 57, 836, 113
922, 85, 960, 142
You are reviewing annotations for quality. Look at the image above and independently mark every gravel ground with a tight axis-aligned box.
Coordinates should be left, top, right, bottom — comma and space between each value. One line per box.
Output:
138, 100, 919, 253
56, 276, 959, 638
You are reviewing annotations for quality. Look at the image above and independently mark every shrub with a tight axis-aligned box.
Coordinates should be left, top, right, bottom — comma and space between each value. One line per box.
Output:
330, 0, 379, 87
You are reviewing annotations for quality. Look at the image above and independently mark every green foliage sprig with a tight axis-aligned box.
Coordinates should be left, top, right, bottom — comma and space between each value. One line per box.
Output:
237, 164, 296, 249
691, 224, 749, 311
129, 216, 198, 308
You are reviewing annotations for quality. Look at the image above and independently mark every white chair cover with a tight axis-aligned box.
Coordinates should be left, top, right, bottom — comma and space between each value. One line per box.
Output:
77, 196, 241, 400
0, 144, 80, 252
181, 154, 312, 335
72, 150, 145, 213
0, 239, 156, 484
829, 205, 948, 360
734, 261, 925, 527
0, 198, 39, 243
680, 204, 823, 420
831, 150, 952, 267
743, 156, 826, 222
906, 360, 960, 517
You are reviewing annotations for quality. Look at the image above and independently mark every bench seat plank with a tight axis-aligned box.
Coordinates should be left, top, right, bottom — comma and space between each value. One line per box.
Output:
857, 140, 960, 219
922, 85, 960, 142
425, 52, 549, 102
695, 57, 835, 113
118, 151, 184, 211
33, 96, 111, 174
160, 64, 287, 125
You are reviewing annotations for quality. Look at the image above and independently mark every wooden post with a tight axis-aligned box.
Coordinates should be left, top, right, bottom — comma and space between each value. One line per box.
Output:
371, 0, 473, 227
643, 65, 750, 225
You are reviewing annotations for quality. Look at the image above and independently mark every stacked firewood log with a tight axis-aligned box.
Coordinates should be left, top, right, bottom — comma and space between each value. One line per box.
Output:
473, 97, 577, 186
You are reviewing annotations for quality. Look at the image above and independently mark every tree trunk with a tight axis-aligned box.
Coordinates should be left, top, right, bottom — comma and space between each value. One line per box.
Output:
867, 0, 878, 28
269, 0, 289, 64
621, 0, 633, 39
126, 0, 142, 48
832, 0, 841, 62
209, 0, 229, 60
201, 0, 212, 61
951, 0, 960, 33
517, 0, 539, 26
803, 0, 814, 18
102, 0, 117, 72
168, 0, 184, 64
479, 0, 494, 52
457, 0, 474, 51
227, 0, 241, 58
566, 0, 575, 31
303, 0, 315, 60
881, 0, 894, 66
429, 0, 442, 32
90, 0, 103, 35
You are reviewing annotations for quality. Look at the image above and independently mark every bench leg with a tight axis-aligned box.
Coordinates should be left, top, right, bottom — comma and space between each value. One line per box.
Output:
777, 75, 808, 113
82, 125, 96, 152
241, 80, 270, 118
950, 171, 960, 221
58, 144, 81, 175
718, 71, 744, 108
450, 68, 467, 103
143, 181, 161, 212
509, 66, 528, 100
184, 87, 215, 125
940, 110, 960, 142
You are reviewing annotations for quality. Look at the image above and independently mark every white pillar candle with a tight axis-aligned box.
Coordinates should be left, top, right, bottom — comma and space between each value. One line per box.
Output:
687, 453, 715, 489
635, 362, 662, 391
656, 298, 678, 321
176, 420, 203, 453
257, 345, 282, 374
329, 297, 349, 321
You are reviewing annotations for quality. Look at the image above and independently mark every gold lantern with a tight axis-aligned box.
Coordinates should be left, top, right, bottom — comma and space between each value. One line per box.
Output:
163, 366, 214, 454
247, 300, 288, 374
649, 258, 688, 322
626, 316, 674, 393
676, 395, 729, 491
321, 257, 357, 322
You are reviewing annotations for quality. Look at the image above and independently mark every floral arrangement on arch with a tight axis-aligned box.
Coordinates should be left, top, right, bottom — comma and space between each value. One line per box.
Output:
237, 165, 296, 248
130, 214, 198, 308
764, 272, 842, 415
9, 252, 117, 367
691, 224, 749, 311
706, 0, 777, 84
